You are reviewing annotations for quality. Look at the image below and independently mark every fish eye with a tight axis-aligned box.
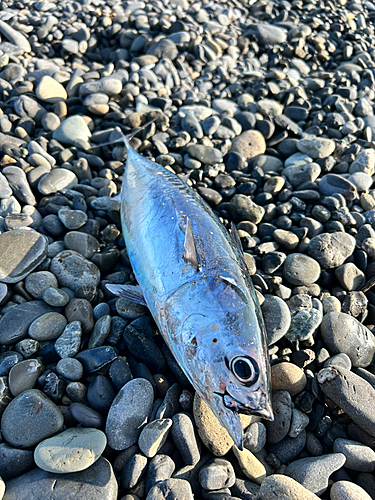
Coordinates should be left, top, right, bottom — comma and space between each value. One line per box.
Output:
230, 356, 259, 386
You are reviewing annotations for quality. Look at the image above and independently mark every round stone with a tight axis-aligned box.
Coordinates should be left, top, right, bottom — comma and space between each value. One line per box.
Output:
38, 168, 78, 195
271, 363, 307, 396
29, 312, 67, 341
231, 130, 266, 160
35, 76, 67, 103
330, 480, 373, 500
50, 250, 100, 293
1, 389, 64, 448
321, 312, 375, 368
25, 271, 58, 299
308, 232, 356, 269
229, 194, 265, 223
42, 287, 70, 307
283, 254, 321, 286
56, 358, 83, 381
0, 229, 47, 283
52, 115, 91, 145
34, 427, 107, 474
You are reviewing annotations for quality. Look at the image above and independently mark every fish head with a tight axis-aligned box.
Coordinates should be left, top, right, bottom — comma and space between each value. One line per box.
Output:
163, 276, 273, 448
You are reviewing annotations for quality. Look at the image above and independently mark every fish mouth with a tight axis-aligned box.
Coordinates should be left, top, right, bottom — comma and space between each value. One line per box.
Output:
214, 389, 274, 421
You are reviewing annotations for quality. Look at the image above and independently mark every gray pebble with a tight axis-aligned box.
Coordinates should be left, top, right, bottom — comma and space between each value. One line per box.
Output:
171, 413, 200, 465
138, 418, 172, 458
283, 253, 321, 286
50, 250, 100, 292
29, 312, 67, 341
106, 378, 154, 450
308, 232, 356, 269
321, 312, 375, 368
333, 438, 375, 472
285, 453, 346, 495
1, 389, 63, 448
42, 287, 70, 307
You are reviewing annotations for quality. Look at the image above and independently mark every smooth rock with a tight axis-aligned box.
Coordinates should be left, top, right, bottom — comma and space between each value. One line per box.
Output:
2, 457, 117, 500
106, 378, 154, 450
34, 427, 107, 473
0, 229, 47, 283
1, 389, 63, 448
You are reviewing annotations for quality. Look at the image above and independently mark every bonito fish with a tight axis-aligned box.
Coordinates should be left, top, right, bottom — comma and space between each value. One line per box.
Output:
107, 129, 273, 448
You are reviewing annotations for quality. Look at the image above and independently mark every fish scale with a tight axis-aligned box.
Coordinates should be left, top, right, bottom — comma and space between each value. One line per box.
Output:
108, 136, 273, 448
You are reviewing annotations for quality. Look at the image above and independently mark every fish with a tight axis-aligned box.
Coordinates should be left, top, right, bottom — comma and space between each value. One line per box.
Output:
105, 127, 273, 448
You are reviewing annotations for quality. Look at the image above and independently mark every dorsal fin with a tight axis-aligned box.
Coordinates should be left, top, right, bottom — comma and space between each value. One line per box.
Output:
230, 221, 244, 256
179, 172, 192, 185
183, 218, 199, 270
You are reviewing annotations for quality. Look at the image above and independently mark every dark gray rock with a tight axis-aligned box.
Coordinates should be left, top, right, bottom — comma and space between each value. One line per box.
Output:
1, 389, 63, 448
106, 378, 154, 450
50, 250, 100, 292
0, 229, 47, 283
321, 312, 375, 367
0, 300, 52, 345
2, 457, 117, 499
285, 453, 346, 495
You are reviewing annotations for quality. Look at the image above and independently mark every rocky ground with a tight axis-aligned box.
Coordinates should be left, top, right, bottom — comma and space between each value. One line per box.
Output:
0, 0, 375, 498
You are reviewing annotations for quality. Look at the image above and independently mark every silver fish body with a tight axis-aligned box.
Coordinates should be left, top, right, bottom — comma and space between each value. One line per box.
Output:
112, 141, 273, 447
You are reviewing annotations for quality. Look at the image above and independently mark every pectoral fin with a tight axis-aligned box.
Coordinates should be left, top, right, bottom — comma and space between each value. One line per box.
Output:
183, 218, 199, 270
106, 284, 147, 306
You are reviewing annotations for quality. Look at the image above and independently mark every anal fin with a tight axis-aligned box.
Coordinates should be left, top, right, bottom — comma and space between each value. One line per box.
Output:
183, 218, 199, 270
106, 284, 147, 306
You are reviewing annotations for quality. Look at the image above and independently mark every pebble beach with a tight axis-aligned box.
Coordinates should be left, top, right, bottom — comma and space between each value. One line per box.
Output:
0, 0, 375, 498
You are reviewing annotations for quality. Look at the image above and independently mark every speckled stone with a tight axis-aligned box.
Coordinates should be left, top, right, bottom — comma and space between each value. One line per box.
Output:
330, 480, 373, 500
271, 363, 307, 396
193, 393, 234, 456
259, 474, 321, 500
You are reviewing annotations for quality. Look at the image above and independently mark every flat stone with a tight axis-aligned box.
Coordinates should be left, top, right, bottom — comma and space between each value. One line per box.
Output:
297, 137, 335, 159
0, 229, 47, 283
138, 418, 172, 458
34, 427, 107, 473
29, 312, 67, 341
2, 457, 117, 500
0, 20, 31, 53
1, 389, 63, 448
